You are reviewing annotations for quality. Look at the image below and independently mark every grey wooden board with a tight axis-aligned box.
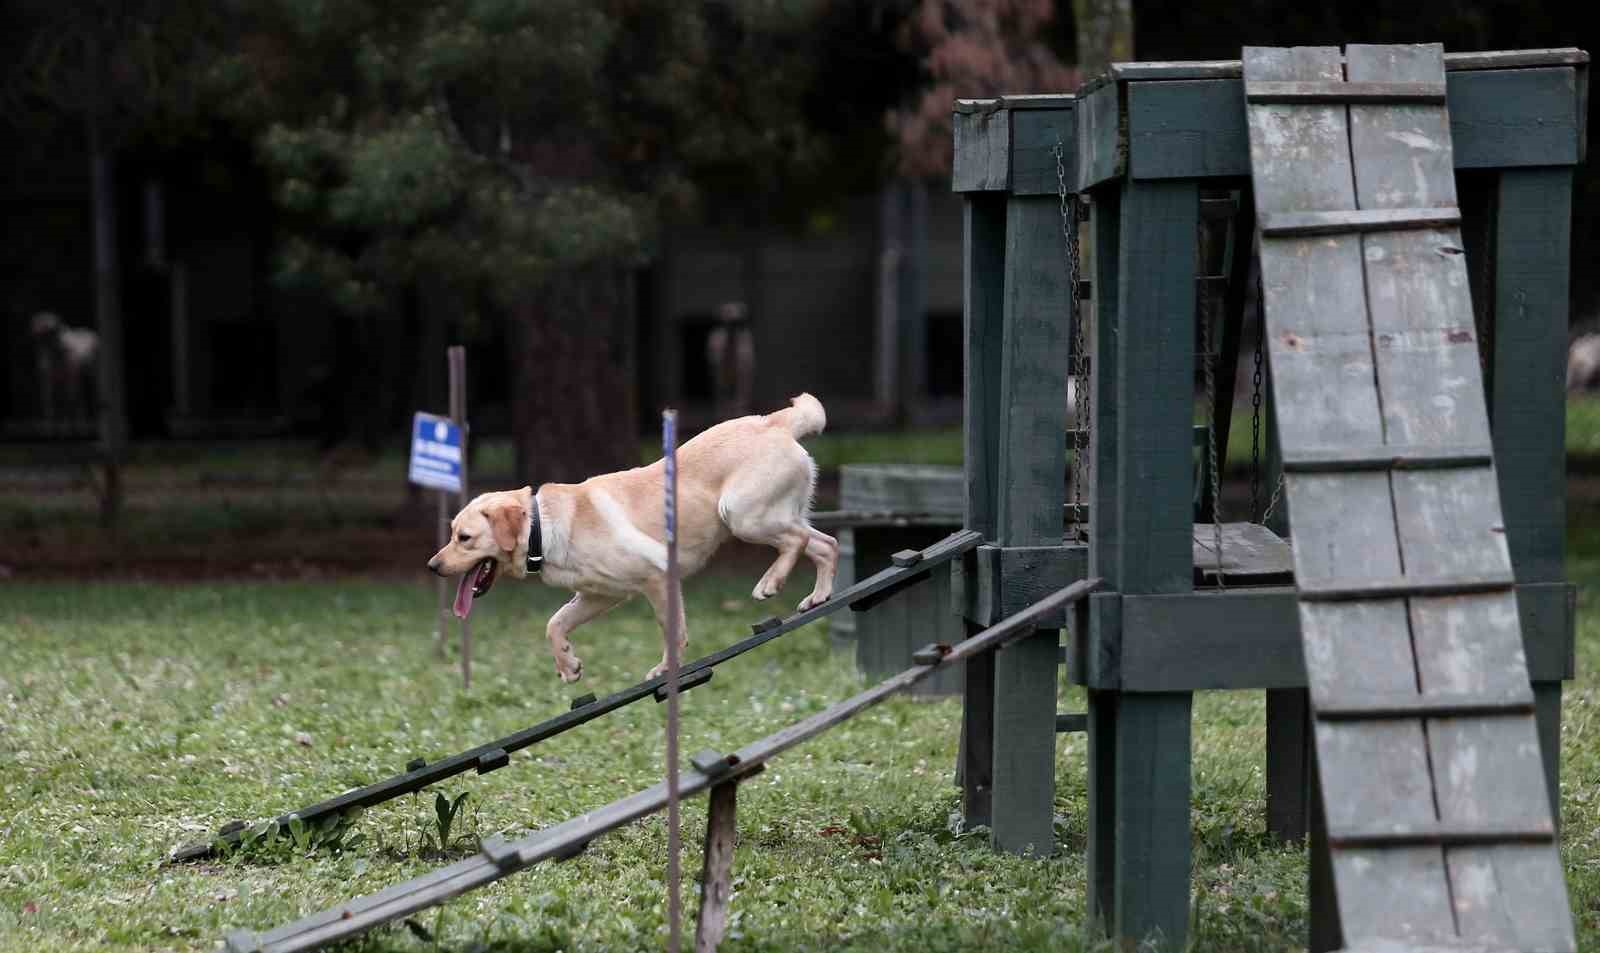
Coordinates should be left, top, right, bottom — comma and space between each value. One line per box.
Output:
1348, 43, 1572, 946
1009, 99, 1077, 196
1076, 583, 1573, 691
952, 107, 1009, 192
990, 629, 1061, 855
1259, 208, 1460, 237
840, 464, 964, 518
1247, 43, 1574, 949
1087, 188, 1122, 584
1095, 48, 1585, 84
1246, 43, 1458, 943
963, 543, 1086, 626
1084, 68, 1583, 187
1246, 80, 1445, 103
1192, 521, 1292, 578
1111, 692, 1192, 945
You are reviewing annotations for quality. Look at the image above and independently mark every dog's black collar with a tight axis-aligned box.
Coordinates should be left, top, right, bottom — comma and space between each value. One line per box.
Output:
525, 495, 543, 575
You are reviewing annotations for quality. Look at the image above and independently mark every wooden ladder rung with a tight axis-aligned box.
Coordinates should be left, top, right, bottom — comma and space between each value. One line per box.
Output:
1315, 690, 1535, 721
1327, 820, 1554, 849
1245, 80, 1448, 103
1259, 207, 1462, 238
1297, 572, 1515, 602
1281, 444, 1493, 473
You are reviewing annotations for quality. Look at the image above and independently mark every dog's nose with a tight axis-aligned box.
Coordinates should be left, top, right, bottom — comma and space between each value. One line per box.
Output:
427, 558, 443, 576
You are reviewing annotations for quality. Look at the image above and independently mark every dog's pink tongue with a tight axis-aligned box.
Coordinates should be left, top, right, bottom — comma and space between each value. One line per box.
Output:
453, 573, 475, 619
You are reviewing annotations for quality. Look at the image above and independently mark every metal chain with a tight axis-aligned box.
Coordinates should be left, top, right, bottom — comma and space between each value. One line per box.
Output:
1201, 271, 1226, 588
1261, 468, 1287, 525
1054, 139, 1089, 515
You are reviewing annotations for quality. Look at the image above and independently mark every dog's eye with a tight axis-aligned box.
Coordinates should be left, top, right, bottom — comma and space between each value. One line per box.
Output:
457, 533, 471, 544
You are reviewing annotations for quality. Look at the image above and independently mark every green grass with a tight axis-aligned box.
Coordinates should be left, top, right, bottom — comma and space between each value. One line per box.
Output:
5, 540, 1599, 952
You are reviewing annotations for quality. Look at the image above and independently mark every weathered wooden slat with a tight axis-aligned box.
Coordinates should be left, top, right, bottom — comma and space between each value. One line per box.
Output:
1266, 688, 1310, 843
1450, 68, 1583, 169
1281, 445, 1492, 472
1246, 79, 1447, 103
693, 781, 738, 953
1327, 821, 1554, 848
1075, 81, 1123, 191
963, 194, 1005, 539
1100, 48, 1586, 84
1296, 572, 1515, 602
1314, 691, 1533, 720
1127, 79, 1248, 181
1258, 207, 1461, 237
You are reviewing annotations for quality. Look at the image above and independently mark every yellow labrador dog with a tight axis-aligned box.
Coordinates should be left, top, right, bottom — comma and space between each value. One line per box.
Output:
428, 393, 837, 683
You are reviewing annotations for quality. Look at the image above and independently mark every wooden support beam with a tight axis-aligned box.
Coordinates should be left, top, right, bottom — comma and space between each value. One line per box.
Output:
693, 781, 738, 953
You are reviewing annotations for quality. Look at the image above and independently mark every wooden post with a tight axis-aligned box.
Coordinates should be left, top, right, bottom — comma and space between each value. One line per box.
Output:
1491, 166, 1575, 825
663, 409, 683, 953
959, 191, 1006, 829
448, 346, 471, 688
1107, 177, 1198, 948
694, 780, 738, 953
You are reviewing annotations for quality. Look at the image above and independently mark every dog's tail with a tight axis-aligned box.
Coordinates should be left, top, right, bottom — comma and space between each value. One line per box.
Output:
768, 392, 826, 440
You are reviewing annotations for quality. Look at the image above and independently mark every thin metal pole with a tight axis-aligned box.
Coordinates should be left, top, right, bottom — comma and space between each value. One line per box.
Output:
449, 346, 471, 689
663, 408, 682, 953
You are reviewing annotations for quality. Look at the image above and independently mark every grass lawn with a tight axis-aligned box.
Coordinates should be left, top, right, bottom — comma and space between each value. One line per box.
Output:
3, 538, 1598, 952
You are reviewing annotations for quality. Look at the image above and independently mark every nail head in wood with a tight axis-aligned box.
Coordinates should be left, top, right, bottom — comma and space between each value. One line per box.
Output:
891, 549, 924, 567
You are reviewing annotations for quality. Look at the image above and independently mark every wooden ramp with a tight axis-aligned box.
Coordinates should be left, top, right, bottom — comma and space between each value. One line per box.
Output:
1243, 45, 1575, 950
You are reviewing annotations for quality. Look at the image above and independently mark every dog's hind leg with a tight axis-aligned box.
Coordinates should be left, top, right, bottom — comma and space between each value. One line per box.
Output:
796, 526, 838, 611
546, 592, 624, 683
642, 577, 690, 680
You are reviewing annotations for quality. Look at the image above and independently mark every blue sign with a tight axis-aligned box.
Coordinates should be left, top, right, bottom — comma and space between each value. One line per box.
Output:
409, 412, 463, 493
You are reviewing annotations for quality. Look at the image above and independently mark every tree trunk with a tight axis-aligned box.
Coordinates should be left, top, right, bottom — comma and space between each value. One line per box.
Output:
87, 106, 127, 528
510, 265, 638, 486
1073, 0, 1134, 80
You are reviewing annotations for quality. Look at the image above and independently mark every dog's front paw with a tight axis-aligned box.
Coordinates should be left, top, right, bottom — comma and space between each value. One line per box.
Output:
797, 590, 831, 612
555, 655, 584, 683
751, 580, 779, 601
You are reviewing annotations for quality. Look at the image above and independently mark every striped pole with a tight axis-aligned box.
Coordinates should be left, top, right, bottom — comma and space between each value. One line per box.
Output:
662, 409, 682, 953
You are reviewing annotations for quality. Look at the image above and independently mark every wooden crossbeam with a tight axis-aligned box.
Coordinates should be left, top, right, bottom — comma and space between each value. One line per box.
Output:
1259, 208, 1461, 237
1295, 572, 1516, 601
1326, 821, 1556, 849
1314, 690, 1535, 720
1281, 444, 1493, 472
1245, 80, 1448, 103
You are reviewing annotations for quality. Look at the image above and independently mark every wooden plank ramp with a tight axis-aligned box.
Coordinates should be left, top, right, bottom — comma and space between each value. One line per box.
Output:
1243, 44, 1574, 951
223, 579, 1103, 953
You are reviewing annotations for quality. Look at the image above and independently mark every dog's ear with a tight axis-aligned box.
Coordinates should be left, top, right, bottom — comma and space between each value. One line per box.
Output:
486, 498, 526, 554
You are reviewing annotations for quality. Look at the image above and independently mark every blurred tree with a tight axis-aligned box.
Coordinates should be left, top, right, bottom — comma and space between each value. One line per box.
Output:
3, 0, 227, 526
217, 0, 857, 484
886, 0, 1078, 179
1074, 0, 1133, 78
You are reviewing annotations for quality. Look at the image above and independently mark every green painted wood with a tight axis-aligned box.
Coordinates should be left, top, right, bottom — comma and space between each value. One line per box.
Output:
952, 105, 1009, 192
1085, 688, 1118, 927
1265, 689, 1309, 843
1077, 584, 1571, 691
1115, 179, 1198, 594
963, 195, 1006, 540
964, 544, 1088, 626
1007, 96, 1077, 196
1113, 693, 1192, 948
1450, 68, 1582, 169
1128, 80, 1248, 181
1493, 167, 1573, 585
961, 636, 995, 828
998, 197, 1072, 545
1075, 83, 1122, 191
1536, 682, 1563, 826
989, 193, 1073, 856
1096, 68, 1581, 185
1087, 188, 1122, 585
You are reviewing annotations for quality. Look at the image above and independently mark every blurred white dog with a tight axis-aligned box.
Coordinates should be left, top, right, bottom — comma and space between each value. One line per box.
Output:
31, 311, 99, 420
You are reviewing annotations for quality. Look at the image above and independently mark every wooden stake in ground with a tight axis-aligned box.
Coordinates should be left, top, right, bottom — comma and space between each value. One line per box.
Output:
694, 780, 738, 953
662, 408, 683, 953
449, 346, 471, 689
